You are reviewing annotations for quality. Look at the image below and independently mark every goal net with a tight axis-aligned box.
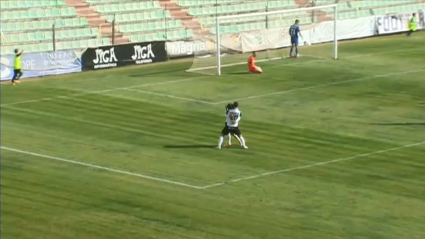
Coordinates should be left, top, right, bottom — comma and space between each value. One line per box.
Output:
187, 4, 338, 75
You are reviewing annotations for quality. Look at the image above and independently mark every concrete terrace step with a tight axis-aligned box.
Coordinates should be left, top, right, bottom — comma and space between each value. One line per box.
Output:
159, 0, 203, 35
64, 0, 128, 44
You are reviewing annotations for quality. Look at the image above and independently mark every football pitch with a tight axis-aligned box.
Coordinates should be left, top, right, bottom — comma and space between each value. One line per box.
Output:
2, 33, 425, 239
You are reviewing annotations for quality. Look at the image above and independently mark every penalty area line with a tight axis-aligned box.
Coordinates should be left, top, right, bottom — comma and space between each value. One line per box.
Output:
1, 146, 205, 190
0, 76, 206, 108
213, 68, 425, 104
202, 140, 425, 189
122, 88, 216, 105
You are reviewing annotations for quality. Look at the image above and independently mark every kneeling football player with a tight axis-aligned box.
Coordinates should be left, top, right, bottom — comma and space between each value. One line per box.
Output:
248, 52, 263, 74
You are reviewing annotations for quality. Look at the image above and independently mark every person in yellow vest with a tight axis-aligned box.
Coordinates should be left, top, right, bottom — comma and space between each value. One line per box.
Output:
12, 48, 24, 85
407, 13, 417, 37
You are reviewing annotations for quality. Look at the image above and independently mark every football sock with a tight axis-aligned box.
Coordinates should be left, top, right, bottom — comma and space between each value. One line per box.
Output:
228, 133, 232, 144
233, 134, 241, 145
290, 46, 294, 56
218, 136, 224, 147
240, 136, 246, 146
296, 47, 299, 56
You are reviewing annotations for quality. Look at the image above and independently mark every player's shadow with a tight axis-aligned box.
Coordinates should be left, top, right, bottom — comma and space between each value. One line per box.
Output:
370, 123, 425, 126
129, 68, 180, 77
227, 72, 250, 75
164, 144, 216, 149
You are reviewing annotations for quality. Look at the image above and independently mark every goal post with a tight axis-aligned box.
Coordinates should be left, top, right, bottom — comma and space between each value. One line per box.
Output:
187, 4, 338, 76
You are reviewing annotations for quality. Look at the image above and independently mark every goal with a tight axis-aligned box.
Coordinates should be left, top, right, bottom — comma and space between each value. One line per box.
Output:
187, 4, 338, 75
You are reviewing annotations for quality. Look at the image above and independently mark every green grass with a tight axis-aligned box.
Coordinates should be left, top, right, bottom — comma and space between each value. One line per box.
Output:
2, 32, 425, 239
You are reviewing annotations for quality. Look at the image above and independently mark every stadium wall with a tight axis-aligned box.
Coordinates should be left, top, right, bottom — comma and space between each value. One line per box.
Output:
376, 10, 424, 35
167, 9, 424, 57
0, 9, 424, 81
220, 16, 375, 53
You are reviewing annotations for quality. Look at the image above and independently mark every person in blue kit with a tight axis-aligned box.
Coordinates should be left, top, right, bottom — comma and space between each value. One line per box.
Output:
289, 19, 303, 58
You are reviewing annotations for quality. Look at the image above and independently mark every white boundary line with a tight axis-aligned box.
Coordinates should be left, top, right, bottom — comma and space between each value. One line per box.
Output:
2, 47, 425, 190
0, 53, 360, 108
0, 77, 206, 108
105, 68, 425, 105
122, 88, 216, 105
3, 106, 194, 142
187, 45, 425, 72
3, 48, 422, 108
202, 140, 425, 189
213, 69, 425, 104
187, 54, 326, 72
343, 46, 425, 59
2, 140, 424, 190
0, 146, 205, 189
7, 68, 419, 107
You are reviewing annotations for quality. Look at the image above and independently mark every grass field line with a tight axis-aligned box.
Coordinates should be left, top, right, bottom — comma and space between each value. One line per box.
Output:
113, 68, 425, 105
122, 88, 216, 105
343, 46, 425, 59
266, 46, 425, 68
213, 68, 425, 104
4, 105, 193, 142
2, 138, 424, 191
216, 42, 425, 72
3, 47, 418, 108
0, 77, 206, 108
107, 49, 410, 105
0, 146, 205, 190
202, 140, 425, 189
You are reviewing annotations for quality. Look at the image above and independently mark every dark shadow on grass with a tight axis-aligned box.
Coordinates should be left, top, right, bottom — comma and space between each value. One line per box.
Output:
227, 72, 250, 75
371, 123, 425, 126
129, 68, 182, 77
164, 144, 216, 149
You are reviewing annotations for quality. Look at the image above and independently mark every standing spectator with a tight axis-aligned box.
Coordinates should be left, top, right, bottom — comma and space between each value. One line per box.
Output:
12, 49, 24, 85
407, 13, 417, 37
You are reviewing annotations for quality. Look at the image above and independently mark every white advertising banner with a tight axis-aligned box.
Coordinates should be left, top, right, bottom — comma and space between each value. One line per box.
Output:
240, 29, 276, 52
220, 16, 375, 52
169, 16, 377, 56
308, 16, 375, 44
376, 10, 422, 34
421, 10, 425, 25
166, 40, 216, 57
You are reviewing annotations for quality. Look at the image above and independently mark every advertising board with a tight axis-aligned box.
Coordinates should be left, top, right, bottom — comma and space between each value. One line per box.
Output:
0, 50, 81, 81
81, 41, 167, 71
